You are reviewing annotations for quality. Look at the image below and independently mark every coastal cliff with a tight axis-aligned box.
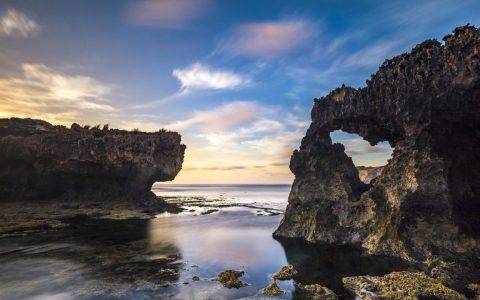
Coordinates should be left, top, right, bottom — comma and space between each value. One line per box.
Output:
0, 118, 185, 202
274, 25, 480, 290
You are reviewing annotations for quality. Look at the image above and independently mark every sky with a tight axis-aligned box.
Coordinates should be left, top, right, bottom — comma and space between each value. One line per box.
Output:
0, 0, 479, 184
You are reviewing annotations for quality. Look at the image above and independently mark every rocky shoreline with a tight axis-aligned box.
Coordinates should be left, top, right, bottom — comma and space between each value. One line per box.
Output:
0, 196, 182, 237
0, 118, 186, 237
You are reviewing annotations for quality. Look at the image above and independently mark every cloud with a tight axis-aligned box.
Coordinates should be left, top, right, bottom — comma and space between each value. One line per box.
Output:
184, 165, 247, 171
166, 101, 260, 132
22, 64, 112, 102
125, 0, 211, 29
0, 9, 38, 38
161, 100, 308, 183
228, 20, 315, 57
172, 63, 247, 91
243, 129, 304, 160
335, 137, 393, 167
0, 63, 115, 125
342, 40, 400, 68
339, 138, 392, 156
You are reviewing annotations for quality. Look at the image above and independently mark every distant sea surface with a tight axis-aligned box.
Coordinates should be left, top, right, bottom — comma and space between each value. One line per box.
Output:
152, 183, 292, 213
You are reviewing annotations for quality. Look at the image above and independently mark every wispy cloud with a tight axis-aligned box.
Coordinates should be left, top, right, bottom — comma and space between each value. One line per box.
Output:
184, 165, 247, 171
227, 20, 315, 58
0, 9, 38, 38
158, 100, 308, 183
335, 137, 393, 167
341, 40, 400, 68
0, 63, 114, 125
165, 101, 260, 132
173, 63, 248, 91
125, 0, 211, 29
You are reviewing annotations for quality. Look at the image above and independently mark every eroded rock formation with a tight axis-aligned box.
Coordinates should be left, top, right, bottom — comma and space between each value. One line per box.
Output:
274, 24, 480, 277
0, 118, 185, 201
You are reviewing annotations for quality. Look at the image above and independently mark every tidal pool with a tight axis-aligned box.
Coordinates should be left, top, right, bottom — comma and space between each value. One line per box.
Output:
0, 185, 409, 299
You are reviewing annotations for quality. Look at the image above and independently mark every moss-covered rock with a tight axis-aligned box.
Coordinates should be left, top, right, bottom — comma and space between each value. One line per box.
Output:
342, 271, 466, 300
217, 269, 245, 288
263, 280, 284, 296
294, 283, 337, 299
273, 265, 297, 280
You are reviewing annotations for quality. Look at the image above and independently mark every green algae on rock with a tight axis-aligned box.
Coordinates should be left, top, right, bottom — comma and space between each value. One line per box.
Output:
294, 283, 338, 300
273, 265, 297, 280
263, 280, 284, 296
342, 271, 466, 300
217, 269, 246, 288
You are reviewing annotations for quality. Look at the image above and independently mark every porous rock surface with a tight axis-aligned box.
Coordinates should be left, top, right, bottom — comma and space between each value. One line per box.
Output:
357, 166, 384, 184
0, 118, 185, 201
274, 25, 480, 280
342, 272, 466, 300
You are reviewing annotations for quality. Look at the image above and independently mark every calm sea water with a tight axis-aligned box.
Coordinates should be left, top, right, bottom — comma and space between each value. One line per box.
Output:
0, 184, 408, 299
152, 184, 291, 212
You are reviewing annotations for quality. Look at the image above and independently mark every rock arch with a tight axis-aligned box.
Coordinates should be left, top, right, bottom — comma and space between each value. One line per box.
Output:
274, 25, 480, 268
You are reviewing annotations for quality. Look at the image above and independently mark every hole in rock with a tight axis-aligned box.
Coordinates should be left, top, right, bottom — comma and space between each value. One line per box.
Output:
330, 130, 393, 184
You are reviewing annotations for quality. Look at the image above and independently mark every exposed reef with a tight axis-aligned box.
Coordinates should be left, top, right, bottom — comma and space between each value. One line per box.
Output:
217, 269, 246, 288
0, 118, 185, 202
274, 25, 480, 290
342, 272, 466, 300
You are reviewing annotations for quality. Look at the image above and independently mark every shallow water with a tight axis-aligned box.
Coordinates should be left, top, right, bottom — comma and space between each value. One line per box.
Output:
0, 185, 409, 299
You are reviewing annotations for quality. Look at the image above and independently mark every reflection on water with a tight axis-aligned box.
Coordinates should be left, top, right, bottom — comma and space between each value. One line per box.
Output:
0, 217, 182, 300
0, 185, 411, 299
148, 208, 293, 299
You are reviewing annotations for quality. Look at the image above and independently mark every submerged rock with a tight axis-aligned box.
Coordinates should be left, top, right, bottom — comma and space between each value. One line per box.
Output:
217, 269, 246, 288
274, 25, 480, 288
294, 283, 338, 300
273, 265, 297, 280
0, 118, 185, 202
263, 280, 284, 296
201, 209, 219, 215
342, 271, 466, 300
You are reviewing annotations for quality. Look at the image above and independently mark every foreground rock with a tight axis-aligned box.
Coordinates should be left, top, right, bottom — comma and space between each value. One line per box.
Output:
217, 270, 246, 288
294, 283, 338, 300
274, 25, 480, 289
273, 265, 297, 280
342, 272, 466, 300
263, 280, 284, 296
0, 118, 185, 202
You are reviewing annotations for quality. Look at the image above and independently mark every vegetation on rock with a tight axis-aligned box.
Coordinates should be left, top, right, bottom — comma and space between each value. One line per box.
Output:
273, 265, 297, 280
263, 280, 284, 296
342, 271, 466, 300
217, 270, 246, 288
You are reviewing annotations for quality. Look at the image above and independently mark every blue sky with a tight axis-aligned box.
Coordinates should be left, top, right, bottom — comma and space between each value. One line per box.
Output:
0, 0, 479, 183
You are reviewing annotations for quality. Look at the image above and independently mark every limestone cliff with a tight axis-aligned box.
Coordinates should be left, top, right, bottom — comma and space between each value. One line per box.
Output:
274, 24, 480, 270
0, 118, 185, 201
